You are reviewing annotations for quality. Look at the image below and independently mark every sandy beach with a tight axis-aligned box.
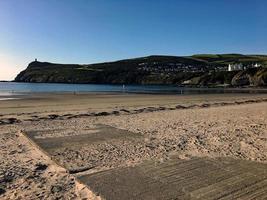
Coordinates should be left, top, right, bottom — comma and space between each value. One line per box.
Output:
2, 0, 267, 198
1, 93, 267, 199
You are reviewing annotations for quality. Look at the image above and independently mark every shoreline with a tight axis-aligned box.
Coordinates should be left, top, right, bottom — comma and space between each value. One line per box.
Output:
1, 87, 267, 101
1, 81, 267, 96
3, 80, 267, 88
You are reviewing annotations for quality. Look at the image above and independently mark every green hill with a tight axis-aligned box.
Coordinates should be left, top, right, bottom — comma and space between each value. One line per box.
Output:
15, 54, 267, 86
192, 54, 267, 66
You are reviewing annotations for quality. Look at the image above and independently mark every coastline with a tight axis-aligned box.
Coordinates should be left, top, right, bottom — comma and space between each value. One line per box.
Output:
1, 81, 267, 94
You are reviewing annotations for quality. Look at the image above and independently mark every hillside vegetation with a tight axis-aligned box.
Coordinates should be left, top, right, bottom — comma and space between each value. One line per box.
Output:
15, 54, 267, 87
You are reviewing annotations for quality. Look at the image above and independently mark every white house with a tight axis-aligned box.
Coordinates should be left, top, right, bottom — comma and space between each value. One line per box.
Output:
228, 63, 244, 71
253, 63, 261, 68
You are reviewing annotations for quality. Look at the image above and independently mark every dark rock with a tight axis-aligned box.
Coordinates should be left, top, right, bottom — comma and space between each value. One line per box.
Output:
158, 107, 166, 110
111, 111, 120, 115
231, 71, 251, 86
145, 143, 157, 150
3, 172, 15, 183
0, 187, 6, 195
95, 112, 110, 116
48, 114, 59, 119
51, 185, 63, 193
35, 163, 48, 171
120, 109, 130, 113
186, 105, 198, 109
75, 113, 91, 117
199, 103, 210, 108
231, 67, 267, 86
175, 105, 186, 109
0, 118, 21, 125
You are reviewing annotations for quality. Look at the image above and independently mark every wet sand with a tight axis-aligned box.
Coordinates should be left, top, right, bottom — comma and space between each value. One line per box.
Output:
0, 92, 267, 199
1, 92, 267, 123
1, 92, 267, 114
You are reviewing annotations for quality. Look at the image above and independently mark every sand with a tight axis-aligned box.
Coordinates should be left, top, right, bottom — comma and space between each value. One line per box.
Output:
1, 92, 267, 124
0, 127, 100, 200
0, 92, 267, 199
102, 102, 267, 163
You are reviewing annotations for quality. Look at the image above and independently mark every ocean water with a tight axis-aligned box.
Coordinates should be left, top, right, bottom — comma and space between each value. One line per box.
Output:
0, 82, 180, 94
0, 82, 266, 97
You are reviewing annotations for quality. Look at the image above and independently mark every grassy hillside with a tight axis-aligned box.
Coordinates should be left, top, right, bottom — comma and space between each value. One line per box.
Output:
192, 54, 267, 66
15, 54, 267, 86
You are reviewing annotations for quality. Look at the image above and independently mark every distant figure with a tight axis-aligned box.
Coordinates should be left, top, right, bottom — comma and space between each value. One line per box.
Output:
122, 84, 125, 91
35, 58, 37, 62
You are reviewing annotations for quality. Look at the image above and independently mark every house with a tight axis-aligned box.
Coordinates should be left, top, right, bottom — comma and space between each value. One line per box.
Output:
228, 63, 244, 71
253, 63, 261, 68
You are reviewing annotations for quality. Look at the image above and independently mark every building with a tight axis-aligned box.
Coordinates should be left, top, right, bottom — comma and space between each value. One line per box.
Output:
228, 63, 244, 71
253, 63, 261, 68
228, 63, 262, 71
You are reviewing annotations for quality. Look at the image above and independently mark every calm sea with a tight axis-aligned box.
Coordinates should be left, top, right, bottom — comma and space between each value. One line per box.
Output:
0, 82, 266, 97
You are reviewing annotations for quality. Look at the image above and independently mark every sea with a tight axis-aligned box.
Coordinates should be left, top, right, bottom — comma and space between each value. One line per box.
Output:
0, 82, 266, 100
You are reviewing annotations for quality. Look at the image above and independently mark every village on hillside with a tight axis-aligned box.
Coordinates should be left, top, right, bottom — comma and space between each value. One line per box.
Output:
137, 62, 262, 73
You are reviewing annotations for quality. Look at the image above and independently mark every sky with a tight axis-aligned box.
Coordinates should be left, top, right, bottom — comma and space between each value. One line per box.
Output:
0, 0, 267, 80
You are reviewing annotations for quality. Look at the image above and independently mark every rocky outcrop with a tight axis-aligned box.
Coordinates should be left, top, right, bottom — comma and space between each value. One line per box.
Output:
231, 68, 267, 86
231, 72, 251, 86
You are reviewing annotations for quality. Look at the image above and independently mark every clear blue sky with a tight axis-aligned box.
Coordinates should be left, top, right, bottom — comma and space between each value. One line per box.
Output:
0, 0, 266, 80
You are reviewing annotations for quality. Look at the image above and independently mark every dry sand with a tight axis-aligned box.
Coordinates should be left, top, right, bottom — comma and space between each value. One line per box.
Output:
0, 126, 100, 200
102, 102, 267, 163
0, 92, 267, 199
